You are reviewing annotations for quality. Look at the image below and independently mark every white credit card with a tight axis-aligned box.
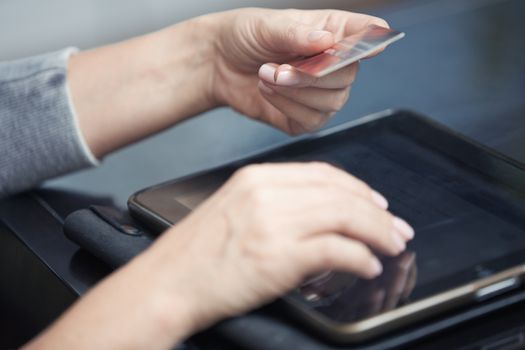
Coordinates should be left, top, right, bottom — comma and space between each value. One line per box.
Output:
289, 25, 405, 78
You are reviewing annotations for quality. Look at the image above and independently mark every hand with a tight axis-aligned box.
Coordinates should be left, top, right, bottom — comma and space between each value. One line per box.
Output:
143, 162, 414, 340
210, 9, 389, 134
69, 9, 388, 157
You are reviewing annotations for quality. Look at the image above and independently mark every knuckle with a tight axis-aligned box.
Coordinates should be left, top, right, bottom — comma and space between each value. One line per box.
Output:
335, 206, 355, 231
309, 161, 336, 174
340, 201, 361, 229
318, 240, 341, 267
234, 164, 263, 186
246, 186, 272, 207
347, 176, 372, 195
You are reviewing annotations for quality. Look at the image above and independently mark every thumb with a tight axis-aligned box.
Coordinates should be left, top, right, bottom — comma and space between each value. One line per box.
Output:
262, 20, 335, 56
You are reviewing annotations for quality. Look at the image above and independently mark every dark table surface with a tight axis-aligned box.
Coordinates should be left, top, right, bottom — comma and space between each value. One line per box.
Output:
1, 0, 525, 348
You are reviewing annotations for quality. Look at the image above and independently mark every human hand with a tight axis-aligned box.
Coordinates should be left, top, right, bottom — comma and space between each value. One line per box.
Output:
25, 163, 414, 350
142, 162, 414, 340
209, 9, 389, 134
68, 8, 388, 157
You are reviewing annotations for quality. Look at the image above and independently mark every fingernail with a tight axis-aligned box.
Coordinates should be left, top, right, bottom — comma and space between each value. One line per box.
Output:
258, 64, 277, 83
258, 81, 274, 95
393, 217, 415, 240
308, 30, 332, 42
371, 190, 389, 209
275, 70, 301, 86
370, 258, 383, 277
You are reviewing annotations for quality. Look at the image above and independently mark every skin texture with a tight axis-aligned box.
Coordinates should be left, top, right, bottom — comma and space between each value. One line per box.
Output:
24, 8, 413, 350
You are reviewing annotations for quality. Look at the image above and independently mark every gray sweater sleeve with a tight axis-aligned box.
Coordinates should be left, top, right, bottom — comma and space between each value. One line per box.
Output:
0, 48, 99, 198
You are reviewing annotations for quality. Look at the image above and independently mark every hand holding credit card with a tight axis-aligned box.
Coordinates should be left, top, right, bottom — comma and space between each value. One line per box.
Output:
284, 25, 405, 78
250, 13, 401, 135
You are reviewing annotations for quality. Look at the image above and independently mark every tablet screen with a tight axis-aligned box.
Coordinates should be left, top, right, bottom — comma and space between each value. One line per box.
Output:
284, 121, 525, 324
133, 112, 525, 324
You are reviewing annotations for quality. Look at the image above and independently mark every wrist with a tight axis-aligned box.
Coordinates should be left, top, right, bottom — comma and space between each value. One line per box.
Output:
158, 14, 223, 114
124, 251, 199, 345
69, 15, 223, 157
136, 228, 230, 340
188, 10, 241, 109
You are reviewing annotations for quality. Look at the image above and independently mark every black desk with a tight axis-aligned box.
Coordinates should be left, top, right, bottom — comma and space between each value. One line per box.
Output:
1, 0, 525, 348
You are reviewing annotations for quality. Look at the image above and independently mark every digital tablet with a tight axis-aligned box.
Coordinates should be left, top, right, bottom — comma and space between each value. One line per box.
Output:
128, 109, 525, 343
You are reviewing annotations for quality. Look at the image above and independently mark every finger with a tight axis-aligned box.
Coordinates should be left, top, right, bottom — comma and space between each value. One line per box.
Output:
286, 191, 406, 256
241, 184, 404, 255
300, 235, 383, 280
260, 82, 351, 113
259, 62, 359, 89
234, 162, 389, 209
259, 81, 332, 132
259, 15, 335, 56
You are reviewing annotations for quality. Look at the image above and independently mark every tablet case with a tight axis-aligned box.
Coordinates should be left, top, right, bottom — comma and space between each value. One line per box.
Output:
63, 206, 525, 349
64, 206, 154, 269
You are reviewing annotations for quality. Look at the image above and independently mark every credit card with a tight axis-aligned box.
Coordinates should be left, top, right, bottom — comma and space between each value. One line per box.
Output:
289, 25, 405, 78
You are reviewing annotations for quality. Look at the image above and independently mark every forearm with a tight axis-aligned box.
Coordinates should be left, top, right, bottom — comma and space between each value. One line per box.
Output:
23, 252, 194, 350
69, 15, 220, 158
